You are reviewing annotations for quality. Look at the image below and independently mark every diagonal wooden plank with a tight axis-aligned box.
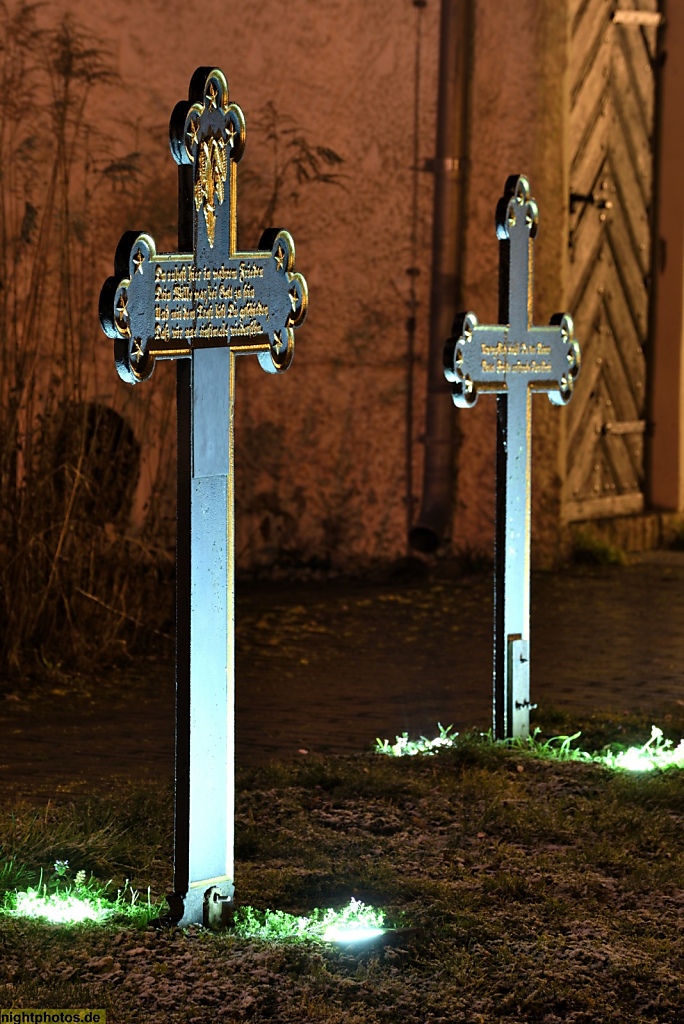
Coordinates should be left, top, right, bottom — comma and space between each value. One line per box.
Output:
602, 431, 641, 493
567, 379, 642, 501
596, 367, 643, 493
568, 219, 605, 309
570, 122, 609, 200
608, 126, 651, 256
602, 290, 646, 415
570, 79, 610, 185
570, 0, 593, 33
566, 403, 604, 499
566, 318, 605, 447
599, 328, 641, 422
571, 0, 613, 105
604, 165, 650, 283
604, 210, 648, 336
611, 42, 655, 202
613, 10, 658, 119
612, 35, 653, 114
608, 163, 650, 283
569, 197, 604, 261
594, 378, 625, 495
623, 432, 645, 487
569, 291, 603, 340
566, 311, 644, 498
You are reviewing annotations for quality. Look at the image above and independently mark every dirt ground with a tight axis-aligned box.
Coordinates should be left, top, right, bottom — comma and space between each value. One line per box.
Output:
2, 552, 684, 804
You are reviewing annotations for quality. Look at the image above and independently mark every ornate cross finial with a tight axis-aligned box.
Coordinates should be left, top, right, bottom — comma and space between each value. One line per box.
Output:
170, 68, 245, 252
100, 67, 307, 386
445, 175, 580, 408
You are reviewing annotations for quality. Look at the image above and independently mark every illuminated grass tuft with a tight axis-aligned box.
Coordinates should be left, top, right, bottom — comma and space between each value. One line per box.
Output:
1, 859, 160, 926
376, 723, 684, 772
520, 724, 684, 771
10, 888, 115, 925
232, 897, 385, 944
375, 723, 458, 756
593, 725, 684, 771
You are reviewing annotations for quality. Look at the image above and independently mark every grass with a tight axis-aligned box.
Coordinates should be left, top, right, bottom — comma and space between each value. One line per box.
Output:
375, 722, 459, 756
2, 860, 161, 927
376, 720, 684, 770
231, 898, 386, 943
570, 529, 628, 566
0, 711, 683, 1020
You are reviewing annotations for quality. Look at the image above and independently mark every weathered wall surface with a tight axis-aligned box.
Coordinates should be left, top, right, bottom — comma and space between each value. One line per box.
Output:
42, 0, 572, 570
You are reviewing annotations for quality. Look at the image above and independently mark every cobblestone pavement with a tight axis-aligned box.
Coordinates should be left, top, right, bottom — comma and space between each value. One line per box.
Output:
2, 553, 684, 802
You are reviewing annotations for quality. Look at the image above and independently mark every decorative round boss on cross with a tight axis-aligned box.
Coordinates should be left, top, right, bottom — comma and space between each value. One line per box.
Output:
169, 68, 246, 169
496, 173, 539, 240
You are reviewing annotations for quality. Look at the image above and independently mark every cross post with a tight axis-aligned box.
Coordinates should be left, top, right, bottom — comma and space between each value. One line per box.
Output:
100, 67, 307, 926
444, 175, 580, 740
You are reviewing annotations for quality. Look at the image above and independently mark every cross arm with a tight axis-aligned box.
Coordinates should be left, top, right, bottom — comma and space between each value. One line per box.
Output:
443, 311, 508, 407
100, 230, 307, 384
254, 227, 308, 375
544, 313, 581, 405
443, 311, 579, 408
99, 230, 161, 385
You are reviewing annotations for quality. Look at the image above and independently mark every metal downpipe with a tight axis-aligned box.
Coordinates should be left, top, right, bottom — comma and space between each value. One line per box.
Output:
409, 0, 472, 554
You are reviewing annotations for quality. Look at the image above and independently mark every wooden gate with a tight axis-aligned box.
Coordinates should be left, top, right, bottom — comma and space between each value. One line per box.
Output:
565, 0, 661, 520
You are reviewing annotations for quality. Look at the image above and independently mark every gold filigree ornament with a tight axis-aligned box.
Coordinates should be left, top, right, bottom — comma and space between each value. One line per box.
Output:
115, 292, 131, 337
194, 133, 228, 248
131, 337, 145, 363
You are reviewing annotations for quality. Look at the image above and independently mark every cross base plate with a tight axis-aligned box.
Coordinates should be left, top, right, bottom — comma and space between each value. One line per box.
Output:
163, 881, 235, 929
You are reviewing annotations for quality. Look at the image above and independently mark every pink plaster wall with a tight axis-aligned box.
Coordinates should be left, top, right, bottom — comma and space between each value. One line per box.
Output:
38, 0, 571, 570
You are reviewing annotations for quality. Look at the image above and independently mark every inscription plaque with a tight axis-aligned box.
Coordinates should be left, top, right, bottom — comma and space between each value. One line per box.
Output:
100, 67, 307, 926
444, 175, 580, 740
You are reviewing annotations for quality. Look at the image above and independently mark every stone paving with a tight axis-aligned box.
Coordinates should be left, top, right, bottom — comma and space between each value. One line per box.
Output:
2, 554, 684, 802
232, 551, 684, 760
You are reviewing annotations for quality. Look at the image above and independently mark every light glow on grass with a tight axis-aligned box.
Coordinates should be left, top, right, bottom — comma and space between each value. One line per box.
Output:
1, 860, 158, 926
375, 723, 458, 756
593, 725, 684, 772
376, 723, 684, 772
531, 724, 684, 771
322, 922, 385, 943
232, 897, 386, 944
11, 888, 114, 924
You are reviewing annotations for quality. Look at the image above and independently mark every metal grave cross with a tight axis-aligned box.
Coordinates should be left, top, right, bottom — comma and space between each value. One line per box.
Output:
100, 67, 307, 927
444, 175, 580, 740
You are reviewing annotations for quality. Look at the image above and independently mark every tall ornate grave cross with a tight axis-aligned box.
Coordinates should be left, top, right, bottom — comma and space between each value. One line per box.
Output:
444, 175, 580, 740
100, 67, 307, 927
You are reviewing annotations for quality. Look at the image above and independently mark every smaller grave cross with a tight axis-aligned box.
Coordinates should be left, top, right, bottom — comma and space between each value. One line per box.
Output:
444, 175, 580, 740
100, 67, 307, 927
